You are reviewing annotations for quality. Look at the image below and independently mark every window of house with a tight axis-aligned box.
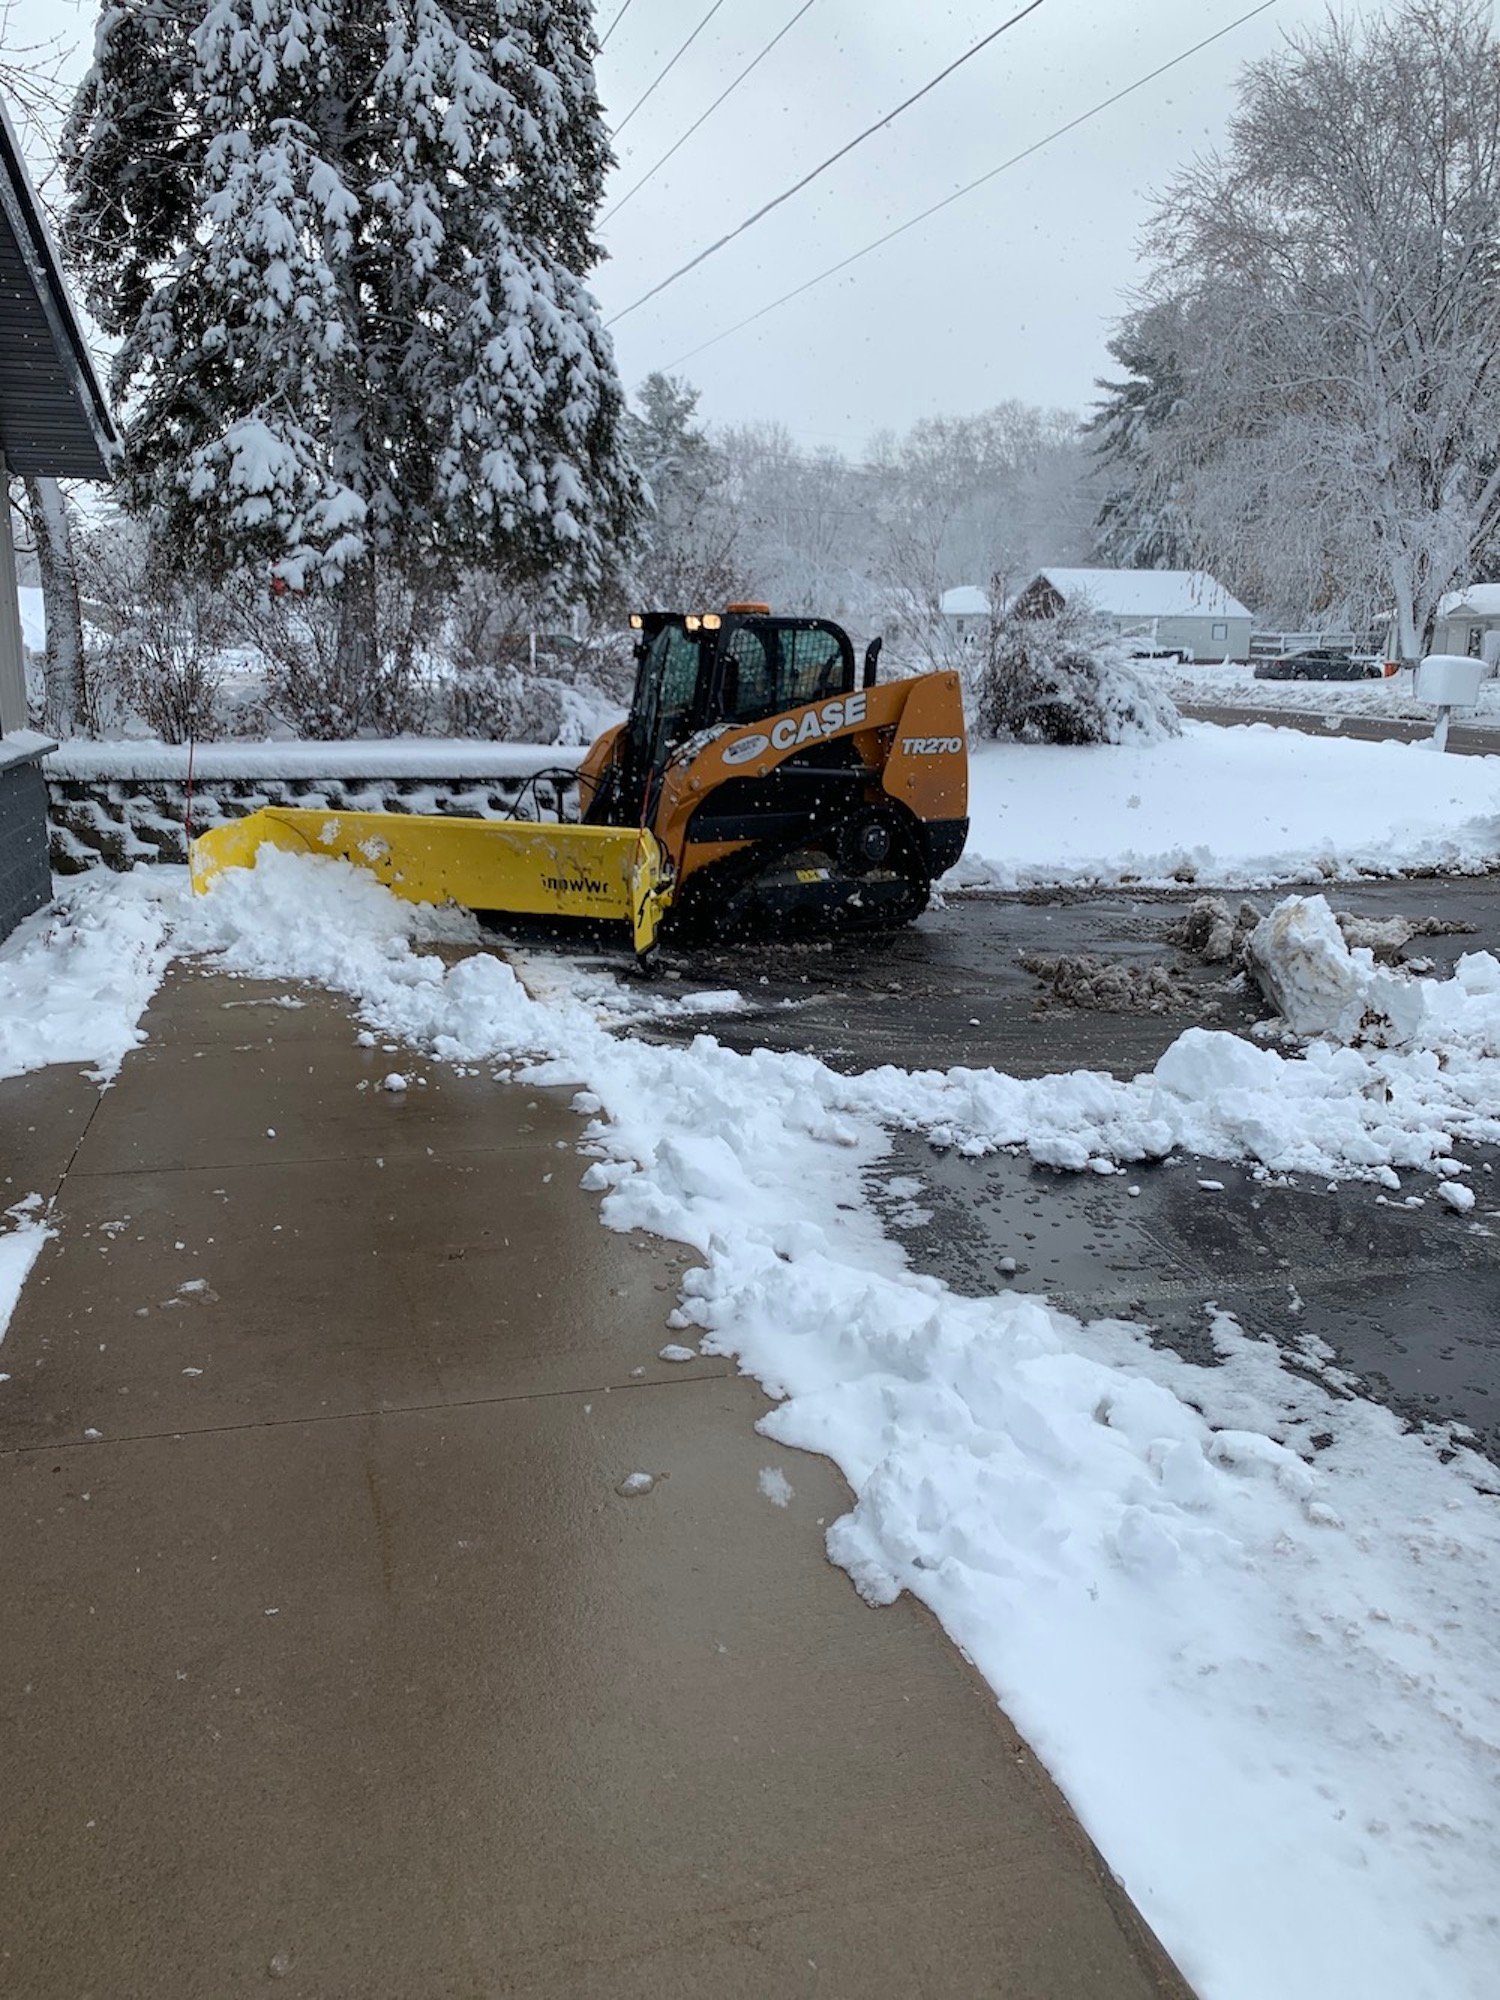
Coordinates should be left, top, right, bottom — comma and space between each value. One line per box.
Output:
1211, 621, 1228, 642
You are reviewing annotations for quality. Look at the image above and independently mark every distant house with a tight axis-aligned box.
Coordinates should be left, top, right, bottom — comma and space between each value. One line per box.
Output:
0, 97, 118, 942
938, 584, 992, 649
1006, 567, 1255, 662
1431, 585, 1500, 666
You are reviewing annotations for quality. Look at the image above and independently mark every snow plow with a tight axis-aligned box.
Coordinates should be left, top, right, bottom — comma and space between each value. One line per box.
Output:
189, 606, 968, 965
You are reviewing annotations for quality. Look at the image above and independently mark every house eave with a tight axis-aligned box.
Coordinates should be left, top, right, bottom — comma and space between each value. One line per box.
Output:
0, 98, 118, 481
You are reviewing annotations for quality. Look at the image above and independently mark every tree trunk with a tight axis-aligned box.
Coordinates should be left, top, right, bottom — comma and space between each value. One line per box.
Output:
335, 556, 379, 714
24, 476, 87, 734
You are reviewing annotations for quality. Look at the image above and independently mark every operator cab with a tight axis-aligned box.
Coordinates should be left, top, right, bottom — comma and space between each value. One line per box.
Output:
607, 607, 877, 822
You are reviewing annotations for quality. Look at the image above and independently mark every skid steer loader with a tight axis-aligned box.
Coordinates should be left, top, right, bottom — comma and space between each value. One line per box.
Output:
189, 606, 969, 967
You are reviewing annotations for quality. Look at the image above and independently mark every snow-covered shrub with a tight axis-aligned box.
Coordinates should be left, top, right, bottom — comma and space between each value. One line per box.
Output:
257, 581, 436, 740
446, 661, 564, 744
440, 575, 631, 743
975, 599, 1180, 745
87, 593, 231, 743
70, 515, 225, 740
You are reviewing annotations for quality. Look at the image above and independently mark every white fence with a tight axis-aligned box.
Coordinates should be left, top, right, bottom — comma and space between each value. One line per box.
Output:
1249, 630, 1358, 660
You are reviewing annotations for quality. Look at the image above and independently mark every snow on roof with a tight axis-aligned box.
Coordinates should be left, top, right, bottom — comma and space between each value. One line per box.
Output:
940, 585, 992, 617
1437, 583, 1500, 619
1021, 568, 1253, 622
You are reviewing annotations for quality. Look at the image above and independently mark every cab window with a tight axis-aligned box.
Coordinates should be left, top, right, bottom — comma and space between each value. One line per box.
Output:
780, 626, 846, 707
654, 624, 701, 724
720, 626, 777, 720
719, 622, 849, 722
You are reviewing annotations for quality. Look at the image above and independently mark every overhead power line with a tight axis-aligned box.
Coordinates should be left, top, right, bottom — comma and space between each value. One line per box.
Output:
663, 0, 1283, 371
603, 0, 820, 225
611, 0, 732, 140
598, 0, 637, 50
606, 0, 1050, 326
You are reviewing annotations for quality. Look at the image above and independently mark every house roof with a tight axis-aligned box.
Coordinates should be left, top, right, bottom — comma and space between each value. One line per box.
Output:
940, 585, 992, 617
0, 97, 117, 479
1017, 567, 1253, 622
1438, 584, 1500, 620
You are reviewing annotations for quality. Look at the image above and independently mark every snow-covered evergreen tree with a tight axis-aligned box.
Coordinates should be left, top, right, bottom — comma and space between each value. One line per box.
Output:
1086, 310, 1194, 570
626, 372, 747, 610
62, 0, 641, 678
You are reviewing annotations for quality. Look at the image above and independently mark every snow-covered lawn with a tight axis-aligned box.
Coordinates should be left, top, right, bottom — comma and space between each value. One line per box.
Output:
1160, 658, 1500, 729
958, 720, 1500, 890
3, 856, 1499, 2000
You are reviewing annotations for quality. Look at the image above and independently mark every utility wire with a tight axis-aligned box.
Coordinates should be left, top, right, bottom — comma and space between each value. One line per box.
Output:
603, 0, 819, 224
606, 0, 1049, 326
599, 0, 637, 51
663, 0, 1282, 369
611, 0, 733, 140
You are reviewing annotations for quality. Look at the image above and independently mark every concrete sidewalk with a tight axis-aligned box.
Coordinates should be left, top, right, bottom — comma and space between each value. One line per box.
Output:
0, 963, 1188, 1999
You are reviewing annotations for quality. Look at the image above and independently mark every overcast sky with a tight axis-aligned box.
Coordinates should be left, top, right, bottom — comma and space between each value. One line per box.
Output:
14, 0, 1388, 453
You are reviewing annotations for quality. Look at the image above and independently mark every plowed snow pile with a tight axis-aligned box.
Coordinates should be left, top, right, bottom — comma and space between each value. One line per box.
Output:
3, 852, 1499, 2000
1158, 657, 1500, 727
957, 720, 1500, 889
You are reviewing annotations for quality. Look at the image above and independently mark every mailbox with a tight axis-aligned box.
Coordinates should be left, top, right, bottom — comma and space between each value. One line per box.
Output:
1415, 654, 1486, 706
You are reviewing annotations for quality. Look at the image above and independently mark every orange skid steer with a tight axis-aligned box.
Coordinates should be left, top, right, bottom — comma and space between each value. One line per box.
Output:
190, 606, 969, 968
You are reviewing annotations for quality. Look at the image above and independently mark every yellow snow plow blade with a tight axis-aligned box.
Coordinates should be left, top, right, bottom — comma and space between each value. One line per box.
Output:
189, 808, 673, 960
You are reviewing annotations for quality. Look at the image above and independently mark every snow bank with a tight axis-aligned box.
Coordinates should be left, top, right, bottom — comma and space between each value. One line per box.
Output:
850, 988, 1500, 1183
1162, 658, 1500, 729
0, 1204, 50, 1352
957, 721, 1500, 890
0, 868, 178, 1084
44, 737, 586, 782
166, 851, 1500, 2000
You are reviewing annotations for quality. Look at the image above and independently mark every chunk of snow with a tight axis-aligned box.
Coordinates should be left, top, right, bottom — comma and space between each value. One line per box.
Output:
658, 1343, 696, 1363
1438, 1181, 1476, 1213
1247, 896, 1427, 1044
758, 1467, 794, 1508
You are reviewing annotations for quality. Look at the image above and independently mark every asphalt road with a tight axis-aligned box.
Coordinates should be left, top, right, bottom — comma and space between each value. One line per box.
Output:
651, 879, 1500, 1468
1180, 701, 1500, 754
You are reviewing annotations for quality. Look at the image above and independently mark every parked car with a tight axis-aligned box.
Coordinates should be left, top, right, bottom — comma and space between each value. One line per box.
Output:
1253, 648, 1386, 681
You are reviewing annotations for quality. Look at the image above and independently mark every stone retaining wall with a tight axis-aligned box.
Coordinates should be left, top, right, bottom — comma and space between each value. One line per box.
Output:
48, 769, 579, 872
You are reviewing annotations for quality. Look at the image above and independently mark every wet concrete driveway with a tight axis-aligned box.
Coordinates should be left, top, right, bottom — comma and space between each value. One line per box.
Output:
657, 877, 1500, 1466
